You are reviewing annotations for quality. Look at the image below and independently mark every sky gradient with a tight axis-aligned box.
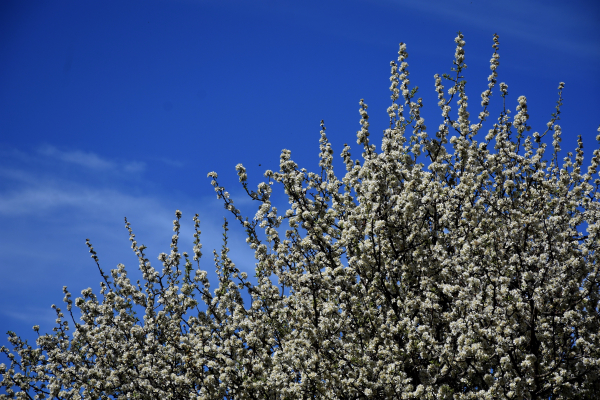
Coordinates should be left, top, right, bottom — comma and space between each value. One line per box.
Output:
1, 0, 599, 360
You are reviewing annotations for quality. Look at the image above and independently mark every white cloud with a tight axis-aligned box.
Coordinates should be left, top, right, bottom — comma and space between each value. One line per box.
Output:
157, 158, 184, 168
0, 307, 58, 329
375, 0, 599, 60
0, 182, 158, 217
123, 161, 146, 173
36, 144, 147, 174
38, 145, 116, 170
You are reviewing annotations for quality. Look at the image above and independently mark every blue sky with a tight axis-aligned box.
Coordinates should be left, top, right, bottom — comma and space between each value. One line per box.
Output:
1, 0, 599, 357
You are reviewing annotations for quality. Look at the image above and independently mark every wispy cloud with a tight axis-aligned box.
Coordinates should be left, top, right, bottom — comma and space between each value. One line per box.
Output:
123, 161, 146, 173
36, 144, 147, 174
0, 306, 58, 327
375, 0, 600, 61
157, 158, 185, 168
38, 145, 115, 170
0, 180, 162, 217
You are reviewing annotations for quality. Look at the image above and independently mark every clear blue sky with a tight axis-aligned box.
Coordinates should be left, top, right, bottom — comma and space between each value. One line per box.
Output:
1, 0, 599, 354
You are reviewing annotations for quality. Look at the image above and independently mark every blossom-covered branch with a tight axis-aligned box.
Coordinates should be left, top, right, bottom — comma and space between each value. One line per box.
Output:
1, 32, 599, 400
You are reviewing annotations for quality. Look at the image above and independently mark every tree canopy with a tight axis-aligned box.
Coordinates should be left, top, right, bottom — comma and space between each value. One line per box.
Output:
1, 32, 599, 400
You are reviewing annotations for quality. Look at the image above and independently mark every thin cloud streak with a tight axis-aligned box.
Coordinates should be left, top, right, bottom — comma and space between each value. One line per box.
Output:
0, 182, 162, 216
37, 145, 115, 170
0, 307, 58, 328
377, 0, 599, 61
36, 144, 147, 174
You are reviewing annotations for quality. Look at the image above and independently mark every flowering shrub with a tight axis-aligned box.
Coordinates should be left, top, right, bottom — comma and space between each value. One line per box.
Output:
1, 32, 599, 399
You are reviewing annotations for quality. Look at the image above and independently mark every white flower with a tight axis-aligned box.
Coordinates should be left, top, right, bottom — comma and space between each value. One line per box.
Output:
2, 32, 597, 400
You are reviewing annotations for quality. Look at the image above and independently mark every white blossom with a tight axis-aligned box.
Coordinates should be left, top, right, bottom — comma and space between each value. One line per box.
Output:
1, 33, 599, 400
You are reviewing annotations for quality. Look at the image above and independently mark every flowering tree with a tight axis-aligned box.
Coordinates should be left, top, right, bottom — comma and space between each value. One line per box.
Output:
2, 32, 599, 399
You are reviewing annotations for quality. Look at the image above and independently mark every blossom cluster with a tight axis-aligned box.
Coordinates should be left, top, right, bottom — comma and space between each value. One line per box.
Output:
1, 32, 599, 399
